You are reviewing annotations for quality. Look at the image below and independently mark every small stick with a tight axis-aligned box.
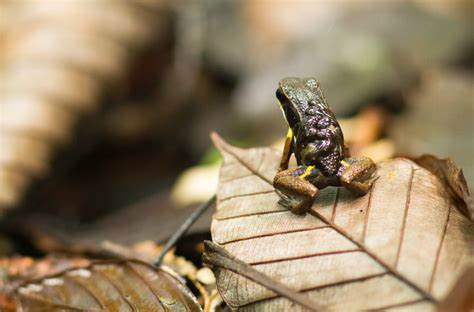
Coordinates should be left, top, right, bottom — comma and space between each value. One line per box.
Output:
203, 240, 322, 311
154, 195, 217, 266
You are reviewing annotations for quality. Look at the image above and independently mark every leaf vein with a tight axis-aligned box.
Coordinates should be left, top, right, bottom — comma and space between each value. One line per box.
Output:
64, 274, 105, 310
220, 172, 255, 183
395, 167, 414, 268
309, 209, 436, 303
220, 225, 331, 245
368, 298, 428, 311
214, 209, 289, 221
428, 203, 452, 291
249, 249, 362, 266
361, 187, 374, 243
219, 144, 273, 184
330, 188, 340, 222
92, 268, 135, 310
219, 190, 274, 202
125, 263, 165, 310
238, 272, 389, 309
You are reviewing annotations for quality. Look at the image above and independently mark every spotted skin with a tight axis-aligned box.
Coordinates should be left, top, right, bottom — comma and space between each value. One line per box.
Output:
274, 77, 377, 214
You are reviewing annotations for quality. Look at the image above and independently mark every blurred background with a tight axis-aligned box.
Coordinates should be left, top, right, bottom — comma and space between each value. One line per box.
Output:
0, 0, 472, 258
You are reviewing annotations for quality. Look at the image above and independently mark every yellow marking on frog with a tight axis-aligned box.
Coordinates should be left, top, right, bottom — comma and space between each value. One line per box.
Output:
300, 165, 315, 178
286, 127, 293, 139
282, 128, 293, 157
278, 101, 290, 126
341, 160, 350, 167
278, 127, 294, 172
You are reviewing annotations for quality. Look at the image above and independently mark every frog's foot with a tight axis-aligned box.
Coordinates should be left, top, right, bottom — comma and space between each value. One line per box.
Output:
276, 192, 315, 214
340, 156, 377, 196
273, 168, 319, 214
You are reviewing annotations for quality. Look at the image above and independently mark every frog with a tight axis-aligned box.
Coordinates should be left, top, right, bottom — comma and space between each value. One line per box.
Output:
273, 77, 377, 214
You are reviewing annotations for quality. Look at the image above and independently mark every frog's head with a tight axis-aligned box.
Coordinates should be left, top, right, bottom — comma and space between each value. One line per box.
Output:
276, 80, 298, 129
276, 77, 325, 129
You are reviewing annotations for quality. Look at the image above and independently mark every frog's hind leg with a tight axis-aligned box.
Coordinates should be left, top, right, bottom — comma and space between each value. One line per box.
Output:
340, 157, 377, 196
273, 166, 319, 214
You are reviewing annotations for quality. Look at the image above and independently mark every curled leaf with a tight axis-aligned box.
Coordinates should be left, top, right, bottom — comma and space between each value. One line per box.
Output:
209, 133, 474, 311
412, 154, 472, 220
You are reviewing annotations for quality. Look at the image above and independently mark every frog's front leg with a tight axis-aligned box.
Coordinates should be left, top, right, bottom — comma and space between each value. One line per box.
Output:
339, 157, 377, 195
273, 166, 319, 214
278, 127, 294, 171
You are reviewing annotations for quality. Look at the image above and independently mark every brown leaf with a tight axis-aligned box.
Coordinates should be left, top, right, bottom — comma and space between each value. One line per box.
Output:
412, 154, 472, 221
0, 255, 91, 293
14, 259, 201, 311
438, 267, 474, 312
209, 133, 474, 311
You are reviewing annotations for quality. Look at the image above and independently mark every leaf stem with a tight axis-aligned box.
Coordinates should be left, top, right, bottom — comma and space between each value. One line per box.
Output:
203, 240, 322, 311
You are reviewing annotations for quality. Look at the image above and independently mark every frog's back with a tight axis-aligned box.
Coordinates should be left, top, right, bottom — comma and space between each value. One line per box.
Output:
280, 77, 345, 175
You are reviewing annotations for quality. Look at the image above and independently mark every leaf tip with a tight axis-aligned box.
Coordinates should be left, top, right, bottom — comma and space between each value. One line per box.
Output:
210, 132, 230, 154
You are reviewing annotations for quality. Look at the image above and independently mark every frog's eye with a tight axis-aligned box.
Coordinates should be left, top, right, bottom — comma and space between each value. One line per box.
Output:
276, 87, 286, 103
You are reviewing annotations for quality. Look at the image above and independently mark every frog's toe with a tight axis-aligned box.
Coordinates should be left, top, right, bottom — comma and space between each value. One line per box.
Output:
367, 173, 379, 186
278, 197, 313, 214
278, 198, 289, 208
277, 196, 295, 208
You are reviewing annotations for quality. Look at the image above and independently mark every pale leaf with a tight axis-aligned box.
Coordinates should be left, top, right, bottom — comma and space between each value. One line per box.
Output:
209, 133, 474, 311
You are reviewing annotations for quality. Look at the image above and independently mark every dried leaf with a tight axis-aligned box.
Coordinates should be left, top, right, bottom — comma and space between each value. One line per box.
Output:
209, 133, 474, 311
0, 255, 91, 295
412, 154, 472, 220
19, 190, 214, 249
0, 242, 204, 311
1, 255, 91, 311
14, 259, 201, 311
